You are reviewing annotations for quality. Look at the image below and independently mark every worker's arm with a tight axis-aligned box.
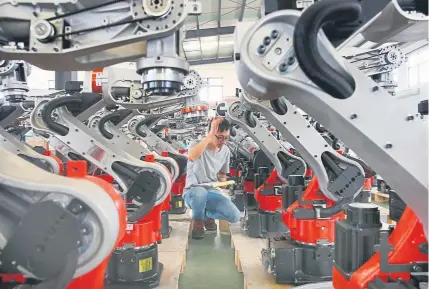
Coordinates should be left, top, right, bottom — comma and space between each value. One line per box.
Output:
218, 148, 231, 182
218, 173, 227, 182
187, 136, 215, 161
187, 117, 224, 161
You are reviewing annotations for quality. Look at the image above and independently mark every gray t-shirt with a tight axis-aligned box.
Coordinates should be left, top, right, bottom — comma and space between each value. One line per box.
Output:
185, 141, 231, 190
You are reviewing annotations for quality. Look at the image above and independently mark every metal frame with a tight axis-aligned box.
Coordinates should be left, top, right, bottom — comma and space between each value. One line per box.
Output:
30, 100, 172, 206
185, 26, 236, 39
188, 57, 234, 65
239, 0, 247, 21
226, 100, 306, 183
236, 9, 428, 233
0, 147, 121, 278
182, 0, 261, 65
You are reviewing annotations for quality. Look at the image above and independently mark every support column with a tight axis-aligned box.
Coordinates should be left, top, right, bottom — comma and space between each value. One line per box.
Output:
55, 71, 78, 90
261, 0, 293, 15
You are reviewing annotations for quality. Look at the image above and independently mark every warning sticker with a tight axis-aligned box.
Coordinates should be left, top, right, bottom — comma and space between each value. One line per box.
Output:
176, 201, 183, 208
139, 257, 153, 273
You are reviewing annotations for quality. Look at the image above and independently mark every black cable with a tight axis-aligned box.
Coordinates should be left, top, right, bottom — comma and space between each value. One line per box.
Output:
45, 0, 125, 21
54, 15, 158, 38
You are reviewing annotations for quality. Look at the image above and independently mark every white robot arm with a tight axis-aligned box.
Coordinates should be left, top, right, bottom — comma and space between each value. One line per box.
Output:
236, 0, 428, 232
30, 95, 172, 222
0, 147, 124, 286
226, 101, 307, 183
91, 108, 180, 181
0, 0, 201, 71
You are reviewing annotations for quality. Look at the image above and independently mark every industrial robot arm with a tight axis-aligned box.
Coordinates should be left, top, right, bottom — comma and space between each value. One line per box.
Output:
239, 93, 365, 206
0, 125, 61, 174
94, 108, 180, 181
0, 0, 201, 71
97, 68, 203, 110
0, 60, 30, 103
0, 147, 126, 287
30, 95, 171, 222
226, 101, 306, 183
0, 102, 61, 173
228, 125, 260, 161
236, 0, 428, 232
131, 115, 188, 177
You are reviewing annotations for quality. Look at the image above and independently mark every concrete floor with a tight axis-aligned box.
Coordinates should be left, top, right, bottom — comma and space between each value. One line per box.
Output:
178, 230, 243, 289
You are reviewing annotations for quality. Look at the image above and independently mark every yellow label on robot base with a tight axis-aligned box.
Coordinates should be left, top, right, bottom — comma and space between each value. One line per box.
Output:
139, 257, 153, 273
176, 201, 183, 207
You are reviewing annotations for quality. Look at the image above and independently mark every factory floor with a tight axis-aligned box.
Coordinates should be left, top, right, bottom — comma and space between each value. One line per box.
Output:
178, 230, 243, 289
178, 200, 390, 289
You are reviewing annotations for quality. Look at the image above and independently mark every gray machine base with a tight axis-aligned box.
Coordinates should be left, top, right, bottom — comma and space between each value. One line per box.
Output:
263, 236, 334, 285
232, 191, 245, 212
107, 243, 162, 288
245, 210, 289, 238
169, 195, 187, 215
160, 210, 172, 239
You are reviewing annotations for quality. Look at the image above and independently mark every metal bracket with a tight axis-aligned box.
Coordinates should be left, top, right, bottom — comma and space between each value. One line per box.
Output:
240, 92, 364, 202
376, 231, 429, 273
226, 101, 306, 183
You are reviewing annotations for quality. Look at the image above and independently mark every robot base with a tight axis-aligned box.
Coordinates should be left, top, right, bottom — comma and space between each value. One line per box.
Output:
160, 210, 172, 239
169, 195, 187, 215
232, 190, 245, 212
106, 243, 163, 289
262, 236, 334, 285
244, 209, 288, 238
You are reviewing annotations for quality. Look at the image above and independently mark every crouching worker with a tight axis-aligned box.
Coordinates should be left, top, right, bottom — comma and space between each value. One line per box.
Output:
185, 117, 241, 239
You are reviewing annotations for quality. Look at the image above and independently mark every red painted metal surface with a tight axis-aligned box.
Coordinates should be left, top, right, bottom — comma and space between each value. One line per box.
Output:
243, 180, 254, 193
254, 169, 283, 212
363, 177, 374, 190
333, 206, 427, 289
0, 274, 25, 283
94, 174, 115, 184
91, 68, 104, 94
66, 160, 88, 177
171, 174, 186, 196
117, 204, 163, 247
43, 150, 65, 175
282, 178, 345, 244
67, 176, 126, 289
161, 192, 172, 212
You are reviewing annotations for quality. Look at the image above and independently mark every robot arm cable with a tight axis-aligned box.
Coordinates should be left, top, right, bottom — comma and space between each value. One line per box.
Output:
293, 0, 360, 99
53, 15, 158, 39
45, 0, 125, 21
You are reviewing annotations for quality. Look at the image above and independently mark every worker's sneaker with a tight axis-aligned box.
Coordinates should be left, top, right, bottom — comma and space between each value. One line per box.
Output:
191, 220, 205, 239
204, 217, 218, 231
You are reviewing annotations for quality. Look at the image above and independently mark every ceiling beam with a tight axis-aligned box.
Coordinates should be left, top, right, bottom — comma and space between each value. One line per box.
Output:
195, 16, 203, 61
239, 0, 247, 21
188, 57, 234, 66
216, 0, 222, 60
185, 26, 235, 39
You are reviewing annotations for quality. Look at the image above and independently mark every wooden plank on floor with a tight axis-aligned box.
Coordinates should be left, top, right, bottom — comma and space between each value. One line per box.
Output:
158, 251, 183, 289
159, 221, 190, 273
159, 221, 190, 252
230, 224, 295, 289
370, 190, 389, 203
219, 220, 231, 235
169, 208, 192, 222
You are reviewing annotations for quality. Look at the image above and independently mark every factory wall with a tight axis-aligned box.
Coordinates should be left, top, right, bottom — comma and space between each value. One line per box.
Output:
192, 62, 239, 104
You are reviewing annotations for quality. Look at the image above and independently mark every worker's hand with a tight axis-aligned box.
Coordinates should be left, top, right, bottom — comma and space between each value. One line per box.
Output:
208, 117, 224, 137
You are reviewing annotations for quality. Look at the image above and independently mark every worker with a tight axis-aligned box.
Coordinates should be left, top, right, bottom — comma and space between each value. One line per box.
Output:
185, 117, 241, 239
